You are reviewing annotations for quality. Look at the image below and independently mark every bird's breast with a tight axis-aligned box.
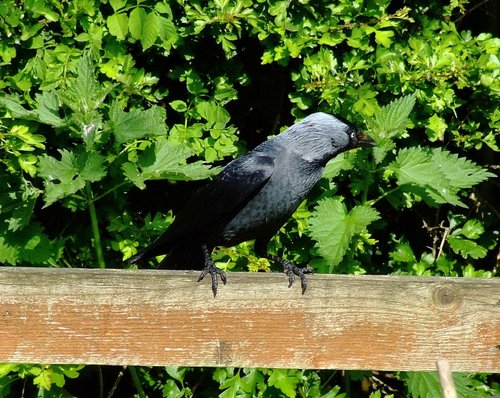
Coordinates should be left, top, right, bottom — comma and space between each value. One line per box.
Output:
218, 158, 323, 245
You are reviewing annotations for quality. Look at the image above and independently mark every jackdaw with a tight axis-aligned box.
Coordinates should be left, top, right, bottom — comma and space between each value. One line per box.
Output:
129, 112, 375, 296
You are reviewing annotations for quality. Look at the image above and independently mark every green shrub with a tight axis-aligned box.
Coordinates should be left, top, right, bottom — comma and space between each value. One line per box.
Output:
0, 0, 498, 396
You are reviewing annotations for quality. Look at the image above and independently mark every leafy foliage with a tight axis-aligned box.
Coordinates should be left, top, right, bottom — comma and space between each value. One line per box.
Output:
0, 0, 498, 396
388, 146, 494, 207
309, 199, 380, 272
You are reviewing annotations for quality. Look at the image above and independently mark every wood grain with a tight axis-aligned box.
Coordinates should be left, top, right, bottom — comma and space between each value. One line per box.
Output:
0, 267, 498, 371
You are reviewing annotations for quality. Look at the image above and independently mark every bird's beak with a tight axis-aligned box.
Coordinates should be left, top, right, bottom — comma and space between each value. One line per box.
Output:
356, 131, 376, 147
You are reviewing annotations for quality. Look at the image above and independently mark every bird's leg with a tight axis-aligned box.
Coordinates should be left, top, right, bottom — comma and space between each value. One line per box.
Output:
197, 244, 227, 297
254, 239, 314, 294
271, 255, 314, 294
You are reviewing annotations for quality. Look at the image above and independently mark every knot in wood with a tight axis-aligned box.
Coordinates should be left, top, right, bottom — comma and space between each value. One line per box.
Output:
433, 284, 462, 310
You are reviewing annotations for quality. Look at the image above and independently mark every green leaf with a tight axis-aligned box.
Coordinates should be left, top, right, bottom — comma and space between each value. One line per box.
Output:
456, 219, 484, 239
0, 94, 64, 127
390, 242, 416, 263
0, 97, 32, 119
308, 199, 380, 272
109, 101, 167, 144
374, 29, 394, 47
366, 94, 415, 163
128, 7, 147, 40
426, 114, 447, 142
405, 372, 479, 398
61, 57, 111, 148
38, 149, 106, 206
33, 368, 52, 390
165, 366, 188, 383
431, 148, 495, 192
388, 147, 494, 207
107, 13, 129, 40
0, 237, 19, 265
109, 0, 126, 12
122, 139, 218, 189
448, 236, 487, 259
405, 372, 442, 398
141, 11, 160, 50
196, 101, 230, 127
367, 94, 416, 140
169, 100, 188, 112
15, 223, 53, 264
389, 147, 437, 186
128, 7, 160, 48
34, 91, 65, 127
323, 153, 354, 179
64, 55, 104, 113
267, 369, 300, 398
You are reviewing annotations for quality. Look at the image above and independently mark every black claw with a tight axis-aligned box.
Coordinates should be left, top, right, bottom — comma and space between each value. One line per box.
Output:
198, 263, 226, 297
283, 263, 314, 294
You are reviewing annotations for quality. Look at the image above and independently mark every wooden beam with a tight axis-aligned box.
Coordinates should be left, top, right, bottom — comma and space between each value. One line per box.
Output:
0, 267, 498, 371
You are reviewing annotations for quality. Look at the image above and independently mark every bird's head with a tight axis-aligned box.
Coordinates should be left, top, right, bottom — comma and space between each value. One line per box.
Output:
281, 112, 375, 165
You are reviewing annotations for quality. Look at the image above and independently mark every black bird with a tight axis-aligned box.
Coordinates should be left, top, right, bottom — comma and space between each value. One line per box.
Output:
129, 112, 375, 296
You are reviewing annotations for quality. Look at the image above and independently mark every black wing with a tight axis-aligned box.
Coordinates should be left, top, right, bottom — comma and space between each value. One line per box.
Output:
130, 153, 274, 262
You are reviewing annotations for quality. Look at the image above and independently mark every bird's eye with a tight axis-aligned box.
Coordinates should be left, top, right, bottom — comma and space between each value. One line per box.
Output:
350, 130, 357, 141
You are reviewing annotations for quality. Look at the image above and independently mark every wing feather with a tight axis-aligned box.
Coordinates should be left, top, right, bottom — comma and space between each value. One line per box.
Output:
130, 153, 274, 262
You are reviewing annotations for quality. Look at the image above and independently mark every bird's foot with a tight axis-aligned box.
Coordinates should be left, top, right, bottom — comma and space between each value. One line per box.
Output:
283, 262, 314, 294
198, 262, 227, 297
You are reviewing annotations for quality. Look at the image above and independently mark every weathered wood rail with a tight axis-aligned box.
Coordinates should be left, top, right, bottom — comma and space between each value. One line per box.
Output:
0, 267, 498, 371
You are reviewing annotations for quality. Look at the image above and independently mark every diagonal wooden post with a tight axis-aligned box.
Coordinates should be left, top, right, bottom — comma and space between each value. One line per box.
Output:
0, 267, 499, 371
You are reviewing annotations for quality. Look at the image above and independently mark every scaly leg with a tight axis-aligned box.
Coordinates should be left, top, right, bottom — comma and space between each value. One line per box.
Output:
198, 244, 227, 297
254, 239, 314, 294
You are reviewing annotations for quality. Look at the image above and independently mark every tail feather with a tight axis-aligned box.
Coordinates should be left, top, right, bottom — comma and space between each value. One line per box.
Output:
127, 251, 148, 265
128, 241, 206, 270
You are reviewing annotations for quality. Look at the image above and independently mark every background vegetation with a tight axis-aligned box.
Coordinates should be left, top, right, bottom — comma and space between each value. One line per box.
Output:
0, 0, 498, 396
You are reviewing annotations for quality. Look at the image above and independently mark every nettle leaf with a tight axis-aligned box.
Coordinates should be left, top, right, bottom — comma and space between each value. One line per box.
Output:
366, 94, 416, 163
405, 372, 442, 398
34, 91, 64, 127
109, 101, 167, 143
64, 55, 107, 115
0, 94, 64, 128
367, 94, 416, 139
405, 372, 478, 398
0, 237, 19, 265
38, 149, 106, 207
431, 148, 495, 191
0, 97, 32, 119
308, 198, 380, 272
388, 147, 494, 207
122, 139, 218, 189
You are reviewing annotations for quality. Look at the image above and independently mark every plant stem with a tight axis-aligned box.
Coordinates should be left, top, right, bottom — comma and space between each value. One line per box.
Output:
86, 182, 106, 269
129, 366, 146, 398
92, 181, 128, 203
366, 185, 401, 206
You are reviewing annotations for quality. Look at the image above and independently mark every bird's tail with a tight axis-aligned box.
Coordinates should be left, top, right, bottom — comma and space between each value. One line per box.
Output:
127, 251, 147, 265
127, 240, 205, 270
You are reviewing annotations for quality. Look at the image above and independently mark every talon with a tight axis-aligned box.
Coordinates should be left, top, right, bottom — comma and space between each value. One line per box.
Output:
283, 263, 314, 294
198, 263, 226, 297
